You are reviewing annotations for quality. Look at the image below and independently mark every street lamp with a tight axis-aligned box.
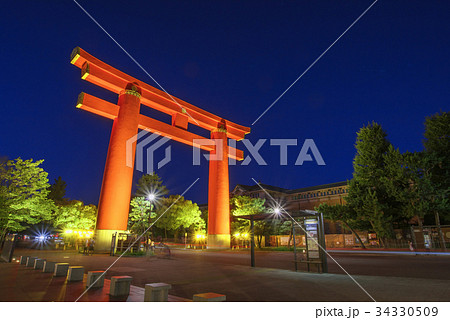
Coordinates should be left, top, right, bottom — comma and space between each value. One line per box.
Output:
145, 193, 158, 247
274, 208, 281, 215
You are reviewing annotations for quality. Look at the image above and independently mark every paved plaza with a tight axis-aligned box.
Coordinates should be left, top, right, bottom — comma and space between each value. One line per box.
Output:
1, 248, 449, 302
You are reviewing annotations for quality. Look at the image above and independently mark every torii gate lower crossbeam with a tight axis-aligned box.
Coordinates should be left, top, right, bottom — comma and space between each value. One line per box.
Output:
71, 47, 250, 251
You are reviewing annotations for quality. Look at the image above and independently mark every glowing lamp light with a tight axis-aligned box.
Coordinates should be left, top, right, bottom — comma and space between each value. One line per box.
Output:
243, 233, 249, 238
65, 230, 73, 234
274, 208, 281, 215
234, 233, 240, 238
196, 234, 202, 239
148, 193, 156, 201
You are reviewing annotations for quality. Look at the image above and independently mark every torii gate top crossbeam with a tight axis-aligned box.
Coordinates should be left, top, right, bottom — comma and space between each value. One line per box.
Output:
76, 92, 244, 160
70, 47, 250, 141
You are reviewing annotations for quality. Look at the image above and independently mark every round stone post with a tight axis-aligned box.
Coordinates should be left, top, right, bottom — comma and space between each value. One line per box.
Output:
207, 122, 231, 249
95, 83, 141, 251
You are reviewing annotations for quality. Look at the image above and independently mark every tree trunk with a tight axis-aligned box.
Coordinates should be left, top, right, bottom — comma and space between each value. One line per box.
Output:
435, 211, 447, 251
417, 216, 424, 233
0, 227, 8, 249
369, 221, 385, 248
379, 237, 386, 248
287, 224, 293, 249
257, 235, 262, 248
342, 221, 366, 249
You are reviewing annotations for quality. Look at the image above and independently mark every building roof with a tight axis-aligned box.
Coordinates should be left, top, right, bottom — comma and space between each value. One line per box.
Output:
236, 210, 319, 221
288, 181, 348, 194
233, 183, 290, 193
232, 181, 348, 195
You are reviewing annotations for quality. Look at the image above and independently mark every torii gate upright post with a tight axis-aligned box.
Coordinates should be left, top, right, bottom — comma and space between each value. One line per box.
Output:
95, 84, 142, 248
70, 47, 250, 251
207, 127, 231, 247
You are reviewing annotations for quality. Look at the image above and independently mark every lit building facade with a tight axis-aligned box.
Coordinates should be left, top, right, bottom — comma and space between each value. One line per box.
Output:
231, 181, 350, 234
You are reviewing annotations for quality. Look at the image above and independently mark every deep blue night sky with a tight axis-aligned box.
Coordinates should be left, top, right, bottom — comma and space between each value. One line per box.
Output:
1, 1, 449, 205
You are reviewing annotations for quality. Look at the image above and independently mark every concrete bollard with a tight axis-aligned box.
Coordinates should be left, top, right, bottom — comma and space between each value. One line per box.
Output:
26, 257, 38, 267
109, 276, 133, 297
20, 256, 30, 265
54, 263, 70, 277
193, 292, 226, 302
68, 266, 84, 281
43, 261, 57, 273
34, 259, 46, 270
86, 271, 105, 288
144, 283, 172, 302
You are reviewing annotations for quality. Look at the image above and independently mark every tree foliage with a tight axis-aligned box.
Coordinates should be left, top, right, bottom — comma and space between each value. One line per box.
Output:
135, 173, 168, 199
343, 114, 450, 246
53, 200, 97, 230
420, 111, 450, 222
346, 123, 407, 242
128, 196, 156, 236
0, 158, 54, 236
48, 176, 67, 203
230, 195, 274, 247
154, 195, 205, 234
230, 195, 265, 217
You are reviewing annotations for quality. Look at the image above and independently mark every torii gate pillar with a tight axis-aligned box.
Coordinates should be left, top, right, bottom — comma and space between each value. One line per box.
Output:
207, 128, 231, 249
95, 84, 141, 251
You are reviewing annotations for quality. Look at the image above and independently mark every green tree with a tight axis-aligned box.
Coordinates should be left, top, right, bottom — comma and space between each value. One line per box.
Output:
135, 173, 168, 199
128, 196, 156, 242
0, 158, 54, 241
346, 123, 404, 246
53, 200, 97, 231
154, 195, 205, 239
48, 176, 67, 203
230, 195, 267, 247
231, 195, 266, 217
419, 111, 450, 248
422, 111, 450, 222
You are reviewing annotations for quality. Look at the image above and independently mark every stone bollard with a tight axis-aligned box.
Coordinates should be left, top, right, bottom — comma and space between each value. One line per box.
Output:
144, 283, 172, 302
54, 263, 70, 277
68, 266, 84, 281
20, 256, 30, 265
109, 276, 133, 297
43, 261, 57, 273
86, 271, 105, 288
193, 292, 226, 302
34, 259, 46, 270
26, 257, 38, 267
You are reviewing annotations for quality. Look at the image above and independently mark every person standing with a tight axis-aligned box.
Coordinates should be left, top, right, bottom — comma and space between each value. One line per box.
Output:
83, 238, 89, 255
88, 237, 95, 255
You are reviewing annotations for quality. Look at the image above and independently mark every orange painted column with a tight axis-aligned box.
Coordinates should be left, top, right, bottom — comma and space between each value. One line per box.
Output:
95, 83, 141, 251
207, 124, 231, 248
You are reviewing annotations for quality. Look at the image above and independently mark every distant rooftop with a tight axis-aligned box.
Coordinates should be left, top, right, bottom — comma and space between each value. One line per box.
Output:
233, 181, 348, 195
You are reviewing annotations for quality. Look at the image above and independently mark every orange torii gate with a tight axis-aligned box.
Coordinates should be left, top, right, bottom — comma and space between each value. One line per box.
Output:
70, 47, 250, 250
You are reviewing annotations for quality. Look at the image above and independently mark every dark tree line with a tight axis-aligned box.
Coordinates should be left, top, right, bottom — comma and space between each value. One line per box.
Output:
318, 111, 449, 248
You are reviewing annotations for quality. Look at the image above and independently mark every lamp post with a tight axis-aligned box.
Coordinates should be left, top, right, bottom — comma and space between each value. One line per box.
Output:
147, 193, 157, 250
